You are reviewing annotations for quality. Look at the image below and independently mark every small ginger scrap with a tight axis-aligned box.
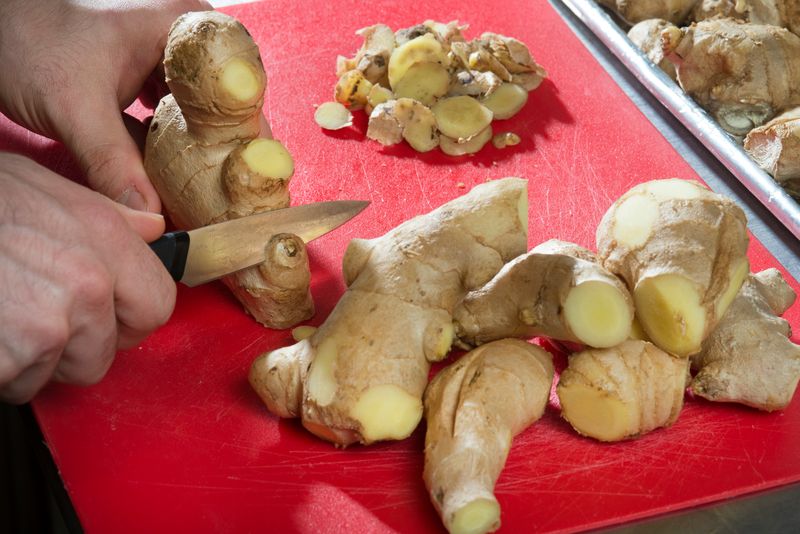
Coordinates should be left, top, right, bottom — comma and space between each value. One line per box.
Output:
557, 339, 690, 442
326, 20, 546, 155
424, 339, 554, 534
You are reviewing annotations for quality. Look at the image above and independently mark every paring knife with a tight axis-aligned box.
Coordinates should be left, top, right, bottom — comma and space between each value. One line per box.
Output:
149, 200, 368, 286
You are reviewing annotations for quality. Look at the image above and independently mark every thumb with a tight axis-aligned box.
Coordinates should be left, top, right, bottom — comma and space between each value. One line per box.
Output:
112, 203, 166, 243
58, 96, 162, 213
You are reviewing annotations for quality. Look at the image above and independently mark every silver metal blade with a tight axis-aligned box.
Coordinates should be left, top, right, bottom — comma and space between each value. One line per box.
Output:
181, 200, 368, 287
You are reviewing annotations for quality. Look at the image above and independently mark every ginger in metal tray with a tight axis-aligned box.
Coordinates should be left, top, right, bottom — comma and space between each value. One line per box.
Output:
313, 21, 547, 155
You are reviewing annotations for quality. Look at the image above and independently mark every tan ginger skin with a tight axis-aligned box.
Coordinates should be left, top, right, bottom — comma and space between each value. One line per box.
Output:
453, 239, 634, 350
661, 18, 800, 136
596, 0, 698, 24
423, 339, 554, 534
249, 178, 529, 447
144, 12, 312, 328
691, 269, 800, 411
596, 179, 749, 359
744, 107, 800, 191
557, 340, 690, 442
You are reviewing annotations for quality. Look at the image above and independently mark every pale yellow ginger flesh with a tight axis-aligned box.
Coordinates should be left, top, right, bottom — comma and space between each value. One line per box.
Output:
596, 178, 749, 358
480, 83, 528, 120
557, 340, 689, 442
424, 339, 554, 534
329, 20, 546, 156
291, 325, 318, 342
144, 11, 312, 328
491, 132, 521, 149
440, 126, 493, 156
314, 101, 353, 130
691, 269, 800, 411
249, 178, 529, 446
661, 19, 800, 136
453, 239, 633, 349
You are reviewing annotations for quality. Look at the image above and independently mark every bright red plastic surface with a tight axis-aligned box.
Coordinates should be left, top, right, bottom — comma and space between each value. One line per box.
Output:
1, 0, 799, 532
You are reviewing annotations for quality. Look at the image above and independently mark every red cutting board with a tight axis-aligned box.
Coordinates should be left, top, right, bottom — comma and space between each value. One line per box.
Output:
2, 0, 799, 532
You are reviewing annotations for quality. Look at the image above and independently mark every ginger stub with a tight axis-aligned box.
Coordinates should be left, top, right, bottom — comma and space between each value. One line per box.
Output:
250, 178, 529, 446
424, 339, 554, 534
557, 340, 690, 442
596, 179, 749, 358
144, 11, 312, 328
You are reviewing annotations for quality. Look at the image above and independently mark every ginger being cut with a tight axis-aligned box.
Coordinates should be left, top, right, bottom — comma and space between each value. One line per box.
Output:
453, 239, 633, 349
596, 179, 749, 358
661, 18, 800, 136
249, 178, 529, 446
321, 21, 546, 156
144, 11, 313, 328
691, 269, 800, 411
424, 339, 554, 534
557, 340, 690, 442
744, 107, 800, 197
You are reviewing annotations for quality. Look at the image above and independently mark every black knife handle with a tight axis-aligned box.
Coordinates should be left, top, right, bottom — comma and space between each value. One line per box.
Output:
149, 231, 190, 282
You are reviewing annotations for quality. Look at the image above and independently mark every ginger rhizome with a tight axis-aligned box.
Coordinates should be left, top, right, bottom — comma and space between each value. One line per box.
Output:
423, 339, 554, 534
596, 178, 749, 358
597, 0, 699, 24
249, 178, 529, 446
744, 107, 800, 197
661, 18, 800, 136
627, 19, 678, 81
144, 11, 312, 328
453, 239, 633, 349
557, 340, 690, 442
319, 20, 546, 155
691, 269, 800, 411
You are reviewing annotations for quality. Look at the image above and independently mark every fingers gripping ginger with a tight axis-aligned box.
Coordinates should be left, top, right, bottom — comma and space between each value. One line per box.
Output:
144, 12, 312, 328
557, 340, 690, 442
453, 239, 634, 349
249, 178, 529, 446
596, 179, 749, 358
424, 339, 554, 534
691, 269, 800, 411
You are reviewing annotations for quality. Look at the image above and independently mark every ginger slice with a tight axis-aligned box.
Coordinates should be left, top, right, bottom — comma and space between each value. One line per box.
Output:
440, 125, 493, 156
335, 69, 373, 110
480, 82, 528, 120
432, 96, 493, 140
424, 339, 554, 534
367, 98, 439, 152
388, 33, 449, 89
393, 61, 450, 106
557, 340, 689, 442
314, 101, 354, 130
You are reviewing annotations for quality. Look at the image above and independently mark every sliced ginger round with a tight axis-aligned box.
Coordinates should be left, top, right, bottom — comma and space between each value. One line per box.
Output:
440, 126, 493, 156
481, 83, 529, 120
314, 101, 353, 130
450, 499, 501, 534
388, 33, 449, 89
393, 61, 450, 106
432, 96, 494, 140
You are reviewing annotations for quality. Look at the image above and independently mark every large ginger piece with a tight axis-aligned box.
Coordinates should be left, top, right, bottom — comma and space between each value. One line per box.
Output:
423, 339, 553, 534
453, 239, 633, 349
661, 18, 800, 136
627, 19, 678, 81
744, 107, 800, 196
249, 178, 529, 446
691, 269, 800, 411
596, 0, 698, 24
557, 340, 690, 442
144, 12, 312, 328
596, 179, 749, 358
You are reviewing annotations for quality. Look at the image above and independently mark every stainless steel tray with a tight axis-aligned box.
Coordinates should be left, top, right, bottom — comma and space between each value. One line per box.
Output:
557, 0, 800, 240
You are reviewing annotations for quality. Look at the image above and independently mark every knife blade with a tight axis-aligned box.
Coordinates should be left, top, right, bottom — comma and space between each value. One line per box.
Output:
149, 200, 368, 286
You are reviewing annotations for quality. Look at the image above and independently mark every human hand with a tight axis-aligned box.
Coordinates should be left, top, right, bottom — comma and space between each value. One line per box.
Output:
0, 153, 177, 404
0, 0, 211, 212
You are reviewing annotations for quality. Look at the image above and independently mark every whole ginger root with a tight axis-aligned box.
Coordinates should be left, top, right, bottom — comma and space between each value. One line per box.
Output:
596, 178, 749, 358
423, 339, 554, 534
453, 239, 634, 349
661, 18, 800, 136
249, 178, 529, 446
691, 269, 800, 411
144, 11, 313, 328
